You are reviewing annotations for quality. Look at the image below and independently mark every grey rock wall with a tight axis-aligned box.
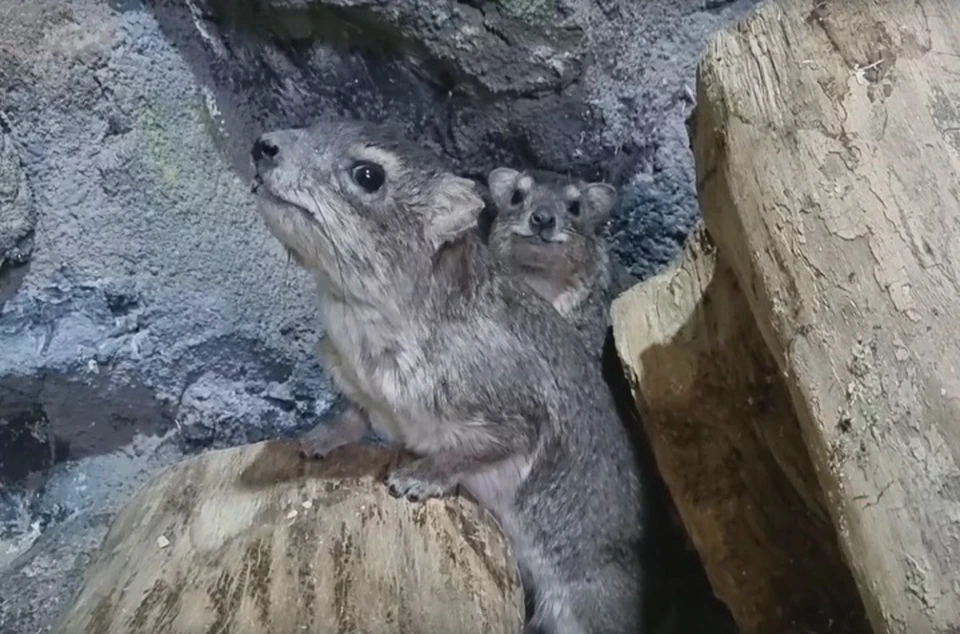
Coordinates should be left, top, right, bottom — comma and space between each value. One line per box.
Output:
0, 0, 761, 631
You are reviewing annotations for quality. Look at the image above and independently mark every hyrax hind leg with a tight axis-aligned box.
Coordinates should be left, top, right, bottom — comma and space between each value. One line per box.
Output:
526, 570, 642, 634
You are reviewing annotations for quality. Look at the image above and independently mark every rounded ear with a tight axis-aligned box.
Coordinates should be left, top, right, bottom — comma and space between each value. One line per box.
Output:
487, 167, 521, 208
426, 175, 485, 250
581, 182, 617, 225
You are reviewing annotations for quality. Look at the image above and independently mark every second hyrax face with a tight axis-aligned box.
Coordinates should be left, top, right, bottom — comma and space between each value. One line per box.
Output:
250, 120, 483, 295
487, 168, 616, 278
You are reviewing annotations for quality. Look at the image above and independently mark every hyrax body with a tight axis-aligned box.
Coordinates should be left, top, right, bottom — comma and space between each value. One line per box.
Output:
486, 168, 616, 355
251, 120, 647, 634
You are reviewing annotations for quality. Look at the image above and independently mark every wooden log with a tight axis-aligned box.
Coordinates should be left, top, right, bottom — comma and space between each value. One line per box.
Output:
612, 225, 869, 634
52, 442, 523, 634
691, 0, 960, 631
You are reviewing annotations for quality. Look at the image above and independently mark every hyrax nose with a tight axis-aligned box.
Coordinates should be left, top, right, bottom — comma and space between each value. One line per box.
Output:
530, 208, 556, 232
251, 136, 280, 164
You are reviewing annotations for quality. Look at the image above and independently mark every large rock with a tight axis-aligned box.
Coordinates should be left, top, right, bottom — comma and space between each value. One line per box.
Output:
213, 0, 586, 96
612, 226, 869, 634
53, 442, 523, 634
691, 0, 960, 631
0, 124, 35, 297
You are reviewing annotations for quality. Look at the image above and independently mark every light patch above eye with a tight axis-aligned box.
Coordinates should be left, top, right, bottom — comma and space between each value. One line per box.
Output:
518, 175, 535, 191
348, 144, 403, 179
563, 185, 581, 200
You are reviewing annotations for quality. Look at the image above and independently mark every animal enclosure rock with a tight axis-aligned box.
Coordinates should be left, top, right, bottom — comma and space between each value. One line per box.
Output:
692, 0, 960, 631
53, 442, 523, 634
612, 226, 869, 634
0, 124, 35, 277
215, 0, 586, 96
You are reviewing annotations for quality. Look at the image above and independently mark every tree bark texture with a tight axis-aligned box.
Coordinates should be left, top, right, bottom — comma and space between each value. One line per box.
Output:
612, 225, 870, 634
691, 0, 960, 631
53, 442, 523, 634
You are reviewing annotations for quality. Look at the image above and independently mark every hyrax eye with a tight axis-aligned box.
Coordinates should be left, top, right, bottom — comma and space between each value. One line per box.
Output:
350, 161, 386, 193
568, 200, 581, 217
510, 189, 524, 206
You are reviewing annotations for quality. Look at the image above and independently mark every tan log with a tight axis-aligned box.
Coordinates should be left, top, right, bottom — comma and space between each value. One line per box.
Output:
612, 225, 869, 634
52, 442, 523, 634
691, 0, 960, 631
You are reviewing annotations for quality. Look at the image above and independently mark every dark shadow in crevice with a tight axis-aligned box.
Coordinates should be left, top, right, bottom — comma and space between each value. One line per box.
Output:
601, 328, 739, 634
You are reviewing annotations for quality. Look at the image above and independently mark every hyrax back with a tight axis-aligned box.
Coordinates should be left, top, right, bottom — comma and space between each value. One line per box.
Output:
487, 168, 616, 355
251, 120, 647, 634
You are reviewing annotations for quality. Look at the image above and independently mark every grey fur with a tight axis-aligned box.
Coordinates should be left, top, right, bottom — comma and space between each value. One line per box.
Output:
251, 119, 646, 634
487, 168, 616, 356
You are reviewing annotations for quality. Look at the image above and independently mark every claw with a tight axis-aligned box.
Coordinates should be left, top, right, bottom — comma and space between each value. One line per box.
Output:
298, 446, 324, 461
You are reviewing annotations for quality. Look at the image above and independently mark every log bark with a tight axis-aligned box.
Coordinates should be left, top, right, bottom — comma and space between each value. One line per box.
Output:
612, 225, 869, 634
691, 0, 960, 632
52, 442, 523, 634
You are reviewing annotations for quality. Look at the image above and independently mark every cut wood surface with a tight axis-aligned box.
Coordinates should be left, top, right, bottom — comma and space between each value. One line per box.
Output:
612, 225, 869, 634
692, 0, 960, 632
52, 441, 523, 634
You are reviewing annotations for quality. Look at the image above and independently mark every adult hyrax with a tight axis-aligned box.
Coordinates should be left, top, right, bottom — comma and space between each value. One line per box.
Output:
251, 120, 646, 634
486, 168, 615, 355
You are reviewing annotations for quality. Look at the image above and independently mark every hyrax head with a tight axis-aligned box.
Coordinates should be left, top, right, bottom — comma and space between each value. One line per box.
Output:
486, 168, 616, 276
250, 119, 484, 298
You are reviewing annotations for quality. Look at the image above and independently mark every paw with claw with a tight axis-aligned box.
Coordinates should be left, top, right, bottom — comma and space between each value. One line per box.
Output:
385, 461, 456, 503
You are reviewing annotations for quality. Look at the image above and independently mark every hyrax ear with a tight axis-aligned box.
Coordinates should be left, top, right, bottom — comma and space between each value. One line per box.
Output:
426, 174, 485, 250
487, 167, 521, 207
582, 182, 617, 225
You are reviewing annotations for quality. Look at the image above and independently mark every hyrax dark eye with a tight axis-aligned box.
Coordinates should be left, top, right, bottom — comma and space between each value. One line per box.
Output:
350, 161, 386, 193
568, 200, 581, 217
510, 189, 524, 206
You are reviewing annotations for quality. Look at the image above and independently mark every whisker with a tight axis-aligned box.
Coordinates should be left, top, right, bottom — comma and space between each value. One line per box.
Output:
307, 189, 362, 334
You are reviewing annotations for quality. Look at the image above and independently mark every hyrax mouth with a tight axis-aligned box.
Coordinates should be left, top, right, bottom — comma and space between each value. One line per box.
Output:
250, 173, 320, 252
516, 231, 564, 246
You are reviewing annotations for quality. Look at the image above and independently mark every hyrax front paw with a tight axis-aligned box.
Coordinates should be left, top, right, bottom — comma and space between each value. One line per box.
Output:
385, 463, 455, 503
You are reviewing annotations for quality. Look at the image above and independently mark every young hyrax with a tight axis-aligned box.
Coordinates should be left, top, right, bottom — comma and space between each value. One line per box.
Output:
251, 120, 647, 634
487, 168, 616, 355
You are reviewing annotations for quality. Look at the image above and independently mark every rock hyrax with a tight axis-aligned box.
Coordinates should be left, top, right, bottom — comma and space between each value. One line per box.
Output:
251, 119, 647, 634
486, 168, 615, 355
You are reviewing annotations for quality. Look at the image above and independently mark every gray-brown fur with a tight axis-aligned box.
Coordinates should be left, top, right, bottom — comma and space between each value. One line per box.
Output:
486, 168, 616, 355
251, 119, 647, 634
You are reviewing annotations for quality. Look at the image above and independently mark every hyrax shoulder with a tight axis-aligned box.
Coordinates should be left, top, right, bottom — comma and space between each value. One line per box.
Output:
486, 167, 616, 355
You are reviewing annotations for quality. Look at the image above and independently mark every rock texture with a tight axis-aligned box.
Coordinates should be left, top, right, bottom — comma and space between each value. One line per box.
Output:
0, 124, 35, 282
612, 226, 870, 634
690, 0, 960, 631
53, 442, 523, 634
0, 0, 762, 631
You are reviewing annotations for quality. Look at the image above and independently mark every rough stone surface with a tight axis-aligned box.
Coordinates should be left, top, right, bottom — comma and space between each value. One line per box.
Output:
0, 124, 36, 300
0, 0, 761, 631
